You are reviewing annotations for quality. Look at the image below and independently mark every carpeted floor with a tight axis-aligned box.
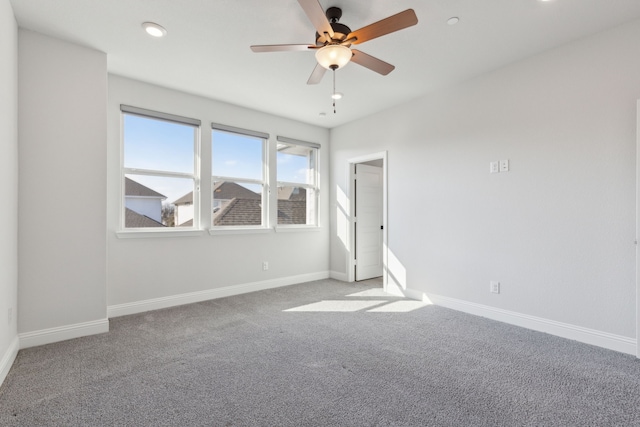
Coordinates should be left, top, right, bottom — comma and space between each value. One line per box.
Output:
1, 278, 639, 426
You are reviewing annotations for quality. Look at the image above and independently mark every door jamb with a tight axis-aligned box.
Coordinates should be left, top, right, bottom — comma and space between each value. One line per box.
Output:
347, 152, 388, 290
635, 100, 640, 358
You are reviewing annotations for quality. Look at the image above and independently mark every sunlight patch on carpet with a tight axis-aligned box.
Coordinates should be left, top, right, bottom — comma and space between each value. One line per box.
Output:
345, 289, 400, 298
366, 300, 428, 313
284, 300, 387, 312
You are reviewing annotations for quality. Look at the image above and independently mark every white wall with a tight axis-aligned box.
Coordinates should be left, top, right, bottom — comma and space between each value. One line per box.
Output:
330, 20, 640, 346
0, 0, 18, 385
107, 75, 330, 308
18, 30, 107, 340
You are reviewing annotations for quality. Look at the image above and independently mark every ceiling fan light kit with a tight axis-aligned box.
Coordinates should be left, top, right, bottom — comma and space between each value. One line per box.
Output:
315, 44, 352, 70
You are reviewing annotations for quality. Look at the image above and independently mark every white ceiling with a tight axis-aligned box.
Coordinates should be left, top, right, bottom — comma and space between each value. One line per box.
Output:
10, 0, 640, 128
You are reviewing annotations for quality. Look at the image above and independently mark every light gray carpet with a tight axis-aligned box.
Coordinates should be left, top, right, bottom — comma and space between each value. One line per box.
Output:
1, 278, 639, 426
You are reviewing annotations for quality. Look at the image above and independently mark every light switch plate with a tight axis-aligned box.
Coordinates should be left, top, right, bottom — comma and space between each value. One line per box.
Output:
499, 159, 509, 172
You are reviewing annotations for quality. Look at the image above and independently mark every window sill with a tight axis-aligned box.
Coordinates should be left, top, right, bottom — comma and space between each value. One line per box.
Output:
116, 229, 205, 239
208, 227, 272, 236
275, 225, 321, 233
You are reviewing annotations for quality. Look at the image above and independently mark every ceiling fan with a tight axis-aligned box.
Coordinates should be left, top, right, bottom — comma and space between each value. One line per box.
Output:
250, 0, 418, 85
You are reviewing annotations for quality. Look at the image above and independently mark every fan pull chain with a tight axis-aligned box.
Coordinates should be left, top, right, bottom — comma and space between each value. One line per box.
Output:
332, 68, 337, 114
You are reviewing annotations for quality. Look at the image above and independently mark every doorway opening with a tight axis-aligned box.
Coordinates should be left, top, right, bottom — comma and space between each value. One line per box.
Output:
348, 152, 388, 291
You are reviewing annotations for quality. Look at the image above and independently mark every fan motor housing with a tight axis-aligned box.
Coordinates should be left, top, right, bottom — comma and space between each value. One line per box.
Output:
315, 7, 352, 45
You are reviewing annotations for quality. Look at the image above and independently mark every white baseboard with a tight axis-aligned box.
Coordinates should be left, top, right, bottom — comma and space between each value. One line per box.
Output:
108, 271, 331, 318
0, 336, 19, 387
419, 292, 637, 356
19, 319, 109, 350
330, 270, 349, 282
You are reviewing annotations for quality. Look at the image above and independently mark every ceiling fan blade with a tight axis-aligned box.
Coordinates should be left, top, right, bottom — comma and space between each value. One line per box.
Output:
348, 9, 418, 45
250, 44, 314, 53
351, 50, 395, 75
307, 63, 327, 85
297, 0, 334, 39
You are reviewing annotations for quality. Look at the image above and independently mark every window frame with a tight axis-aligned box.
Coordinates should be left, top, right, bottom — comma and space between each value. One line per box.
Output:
119, 105, 201, 233
275, 135, 320, 229
210, 123, 269, 231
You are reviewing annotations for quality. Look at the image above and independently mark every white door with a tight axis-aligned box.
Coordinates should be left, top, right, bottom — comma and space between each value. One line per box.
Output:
355, 163, 383, 280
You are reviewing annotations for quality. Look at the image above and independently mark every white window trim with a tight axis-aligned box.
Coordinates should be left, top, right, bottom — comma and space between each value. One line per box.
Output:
116, 229, 206, 239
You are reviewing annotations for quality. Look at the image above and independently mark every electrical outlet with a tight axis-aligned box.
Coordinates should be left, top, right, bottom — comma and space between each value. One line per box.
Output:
262, 261, 269, 271
490, 281, 500, 294
489, 161, 499, 174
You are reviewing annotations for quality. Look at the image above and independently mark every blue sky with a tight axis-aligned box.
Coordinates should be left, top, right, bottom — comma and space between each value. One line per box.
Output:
124, 115, 310, 203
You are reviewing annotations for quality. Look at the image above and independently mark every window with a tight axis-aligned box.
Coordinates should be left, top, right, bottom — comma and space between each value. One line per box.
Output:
121, 105, 200, 229
276, 136, 319, 226
211, 123, 268, 228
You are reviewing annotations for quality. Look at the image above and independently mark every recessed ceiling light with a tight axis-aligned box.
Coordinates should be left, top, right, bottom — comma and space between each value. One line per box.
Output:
142, 22, 167, 38
447, 17, 459, 25
331, 92, 343, 100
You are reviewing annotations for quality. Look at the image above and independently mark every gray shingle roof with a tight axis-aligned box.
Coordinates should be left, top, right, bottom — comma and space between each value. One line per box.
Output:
214, 198, 263, 226
125, 177, 167, 199
277, 200, 307, 224
173, 181, 261, 205
125, 208, 165, 228
215, 181, 261, 200
211, 198, 307, 226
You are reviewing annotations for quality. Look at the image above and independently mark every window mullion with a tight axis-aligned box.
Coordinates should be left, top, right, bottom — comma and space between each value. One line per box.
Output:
212, 176, 264, 186
124, 168, 195, 180
276, 181, 314, 189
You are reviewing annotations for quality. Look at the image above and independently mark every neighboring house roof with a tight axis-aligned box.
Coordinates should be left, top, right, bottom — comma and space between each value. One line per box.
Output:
125, 208, 165, 228
214, 198, 262, 226
214, 181, 261, 200
173, 181, 261, 205
277, 200, 307, 224
125, 177, 167, 199
211, 198, 307, 226
173, 181, 308, 226
173, 191, 194, 205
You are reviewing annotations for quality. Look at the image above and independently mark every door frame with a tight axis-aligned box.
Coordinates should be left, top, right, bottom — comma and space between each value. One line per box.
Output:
636, 101, 640, 358
347, 152, 388, 290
